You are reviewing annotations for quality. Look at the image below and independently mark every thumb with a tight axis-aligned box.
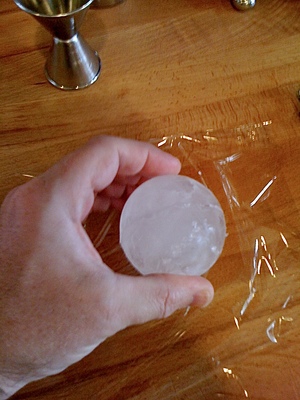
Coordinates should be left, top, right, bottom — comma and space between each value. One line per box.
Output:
109, 273, 214, 330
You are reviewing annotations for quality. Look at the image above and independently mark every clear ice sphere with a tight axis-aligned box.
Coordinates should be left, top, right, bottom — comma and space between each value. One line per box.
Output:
119, 175, 226, 276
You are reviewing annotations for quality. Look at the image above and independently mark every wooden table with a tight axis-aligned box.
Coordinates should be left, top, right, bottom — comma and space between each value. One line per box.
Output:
1, 0, 300, 398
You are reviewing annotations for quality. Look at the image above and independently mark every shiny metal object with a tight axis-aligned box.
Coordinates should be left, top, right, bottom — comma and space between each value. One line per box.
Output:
231, 0, 256, 11
13, 0, 101, 90
93, 0, 124, 7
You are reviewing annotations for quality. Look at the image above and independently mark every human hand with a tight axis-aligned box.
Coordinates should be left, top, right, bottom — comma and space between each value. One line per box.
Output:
0, 136, 214, 399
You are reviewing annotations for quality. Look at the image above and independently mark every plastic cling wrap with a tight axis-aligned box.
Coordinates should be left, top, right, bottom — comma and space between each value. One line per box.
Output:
86, 122, 300, 400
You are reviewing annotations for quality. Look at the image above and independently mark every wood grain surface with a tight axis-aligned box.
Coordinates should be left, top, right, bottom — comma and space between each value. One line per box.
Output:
1, 0, 300, 399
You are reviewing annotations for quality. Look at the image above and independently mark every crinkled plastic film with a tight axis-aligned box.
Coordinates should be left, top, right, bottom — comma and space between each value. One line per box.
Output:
86, 123, 300, 399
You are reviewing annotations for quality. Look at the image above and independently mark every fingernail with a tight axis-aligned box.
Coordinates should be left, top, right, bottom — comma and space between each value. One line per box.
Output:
192, 289, 214, 308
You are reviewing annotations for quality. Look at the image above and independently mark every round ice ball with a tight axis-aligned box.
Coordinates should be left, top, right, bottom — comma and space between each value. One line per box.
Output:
119, 175, 226, 276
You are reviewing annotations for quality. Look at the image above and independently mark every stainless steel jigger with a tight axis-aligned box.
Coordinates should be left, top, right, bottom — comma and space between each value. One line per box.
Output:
14, 0, 101, 90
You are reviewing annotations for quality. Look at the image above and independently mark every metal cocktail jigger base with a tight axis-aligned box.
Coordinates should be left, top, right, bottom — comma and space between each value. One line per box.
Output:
45, 34, 101, 90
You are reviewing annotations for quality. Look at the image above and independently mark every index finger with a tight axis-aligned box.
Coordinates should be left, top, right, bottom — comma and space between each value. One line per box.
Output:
39, 136, 181, 220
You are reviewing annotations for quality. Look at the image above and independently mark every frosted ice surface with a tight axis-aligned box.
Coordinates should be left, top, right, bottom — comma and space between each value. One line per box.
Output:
120, 175, 226, 276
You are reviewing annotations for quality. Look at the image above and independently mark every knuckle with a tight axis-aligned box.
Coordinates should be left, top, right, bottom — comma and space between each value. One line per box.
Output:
1, 185, 27, 217
156, 286, 178, 319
